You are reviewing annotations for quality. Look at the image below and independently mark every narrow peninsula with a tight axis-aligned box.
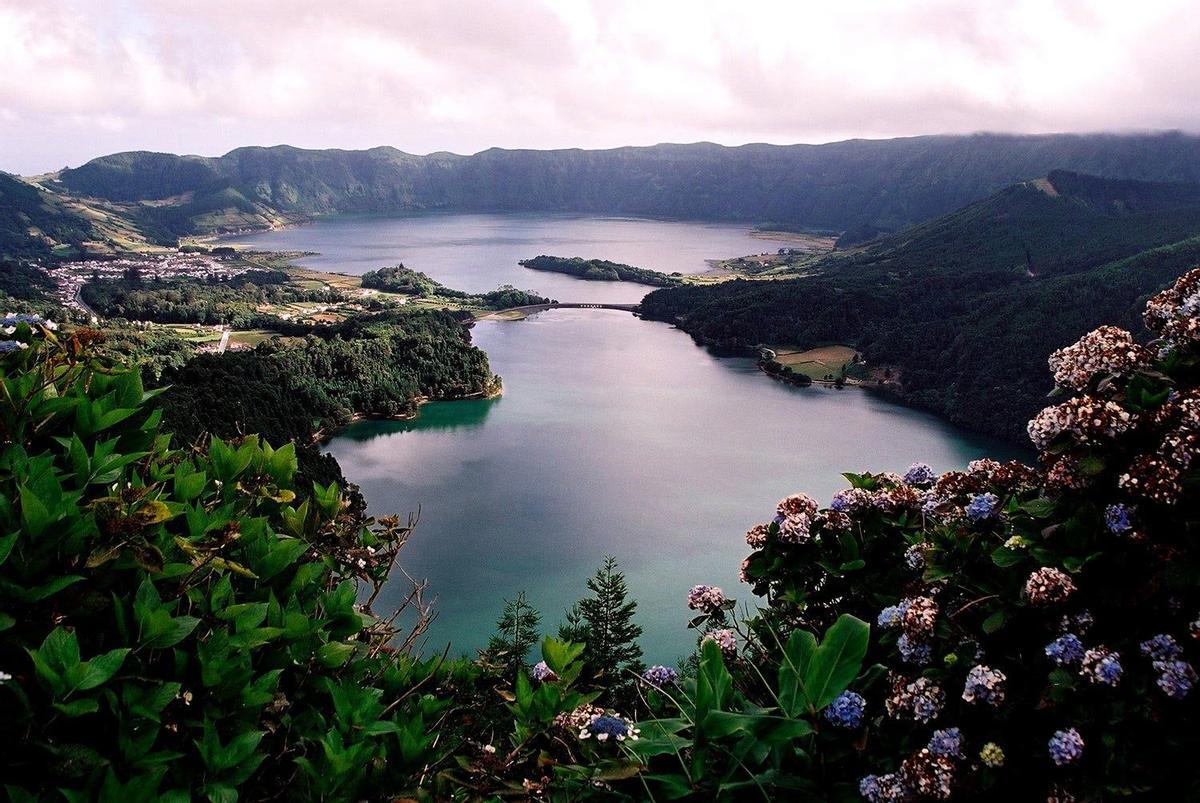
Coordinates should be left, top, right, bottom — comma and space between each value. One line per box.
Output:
518, 255, 681, 287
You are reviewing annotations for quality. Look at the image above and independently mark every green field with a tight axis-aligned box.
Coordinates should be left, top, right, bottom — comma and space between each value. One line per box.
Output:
771, 344, 862, 380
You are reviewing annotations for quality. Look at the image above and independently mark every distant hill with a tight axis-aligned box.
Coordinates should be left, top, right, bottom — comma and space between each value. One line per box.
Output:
0, 172, 96, 259
50, 132, 1200, 239
638, 171, 1200, 442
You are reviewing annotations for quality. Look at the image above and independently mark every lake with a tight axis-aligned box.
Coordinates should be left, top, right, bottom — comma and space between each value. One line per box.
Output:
227, 212, 799, 304
233, 214, 1021, 664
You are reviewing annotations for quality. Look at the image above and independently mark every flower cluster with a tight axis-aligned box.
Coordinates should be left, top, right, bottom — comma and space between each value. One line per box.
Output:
1079, 648, 1123, 686
902, 596, 938, 638
859, 773, 907, 803
579, 713, 639, 743
885, 675, 945, 723
926, 727, 965, 759
830, 487, 875, 514
823, 690, 866, 728
553, 704, 605, 733
1139, 633, 1182, 661
899, 749, 955, 800
686, 584, 727, 614
904, 543, 928, 571
979, 742, 1005, 768
745, 523, 770, 549
877, 600, 911, 629
897, 633, 932, 665
1024, 567, 1077, 606
1118, 455, 1183, 505
965, 492, 999, 522
702, 628, 737, 657
1027, 397, 1136, 451
1047, 325, 1149, 391
1045, 634, 1085, 666
1104, 503, 1134, 535
530, 661, 558, 682
0, 313, 57, 332
903, 462, 938, 486
641, 665, 679, 687
1144, 266, 1200, 348
961, 665, 1007, 706
1048, 728, 1084, 766
1152, 659, 1197, 699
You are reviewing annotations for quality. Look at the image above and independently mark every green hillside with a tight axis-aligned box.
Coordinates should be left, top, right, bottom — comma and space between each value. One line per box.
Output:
0, 172, 95, 258
51, 133, 1200, 237
638, 171, 1200, 441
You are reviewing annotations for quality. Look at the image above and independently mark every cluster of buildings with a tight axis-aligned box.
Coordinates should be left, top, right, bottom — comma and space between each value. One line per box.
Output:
44, 254, 253, 319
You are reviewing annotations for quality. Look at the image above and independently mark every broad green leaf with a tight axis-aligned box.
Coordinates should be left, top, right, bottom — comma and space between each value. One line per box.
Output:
804, 615, 870, 710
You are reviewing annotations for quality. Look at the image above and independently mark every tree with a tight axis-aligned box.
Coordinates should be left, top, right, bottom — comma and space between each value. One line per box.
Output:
485, 591, 541, 678
557, 602, 589, 645
576, 556, 644, 704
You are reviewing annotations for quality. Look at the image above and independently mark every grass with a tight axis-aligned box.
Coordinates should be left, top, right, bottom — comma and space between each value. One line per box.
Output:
771, 344, 861, 380
228, 329, 279, 348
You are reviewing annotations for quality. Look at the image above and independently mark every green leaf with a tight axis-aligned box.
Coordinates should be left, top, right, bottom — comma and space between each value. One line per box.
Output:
778, 629, 817, 717
71, 648, 130, 692
52, 697, 100, 717
19, 484, 52, 537
315, 641, 356, 668
804, 615, 870, 710
1019, 497, 1057, 518
981, 610, 1008, 634
991, 546, 1024, 568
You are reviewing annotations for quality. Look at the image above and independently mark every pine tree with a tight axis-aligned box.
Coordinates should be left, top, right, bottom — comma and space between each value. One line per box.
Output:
485, 591, 541, 679
557, 602, 590, 645
577, 556, 644, 704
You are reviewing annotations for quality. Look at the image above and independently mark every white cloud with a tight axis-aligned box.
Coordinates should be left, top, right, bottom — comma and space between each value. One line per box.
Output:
1, 0, 1198, 173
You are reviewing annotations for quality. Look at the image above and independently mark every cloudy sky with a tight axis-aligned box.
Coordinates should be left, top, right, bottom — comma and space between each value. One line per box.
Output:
2, 0, 1198, 174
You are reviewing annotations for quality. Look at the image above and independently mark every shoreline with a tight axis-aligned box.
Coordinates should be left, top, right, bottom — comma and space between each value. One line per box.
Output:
314, 384, 503, 444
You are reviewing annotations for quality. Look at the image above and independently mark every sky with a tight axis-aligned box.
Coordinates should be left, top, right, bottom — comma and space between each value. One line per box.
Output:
2, 0, 1199, 174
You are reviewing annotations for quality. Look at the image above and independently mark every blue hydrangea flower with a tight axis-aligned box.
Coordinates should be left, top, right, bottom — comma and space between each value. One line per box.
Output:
1081, 648, 1123, 686
0, 340, 24, 354
530, 661, 556, 682
1153, 659, 1197, 699
1048, 728, 1084, 766
965, 492, 1000, 522
927, 727, 965, 758
903, 462, 937, 486
859, 773, 905, 803
0, 313, 52, 327
823, 690, 866, 729
1045, 634, 1085, 666
877, 600, 911, 629
1104, 503, 1134, 534
1140, 634, 1182, 661
580, 714, 639, 743
904, 543, 927, 571
642, 665, 679, 687
898, 633, 932, 665
961, 665, 1007, 706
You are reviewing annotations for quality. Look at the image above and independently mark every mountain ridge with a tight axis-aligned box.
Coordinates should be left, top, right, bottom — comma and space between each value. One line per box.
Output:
47, 131, 1200, 241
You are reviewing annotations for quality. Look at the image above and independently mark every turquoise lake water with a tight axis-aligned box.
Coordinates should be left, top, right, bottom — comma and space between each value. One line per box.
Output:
233, 215, 1020, 663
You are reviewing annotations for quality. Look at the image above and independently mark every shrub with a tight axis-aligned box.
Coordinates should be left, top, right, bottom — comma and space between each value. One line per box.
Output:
729, 267, 1200, 800
0, 318, 482, 801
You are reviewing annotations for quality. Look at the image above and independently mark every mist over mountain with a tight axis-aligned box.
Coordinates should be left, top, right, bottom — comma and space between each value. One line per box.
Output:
52, 132, 1200, 239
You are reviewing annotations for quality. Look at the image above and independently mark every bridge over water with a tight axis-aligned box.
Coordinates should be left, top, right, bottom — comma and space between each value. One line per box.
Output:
493, 301, 640, 316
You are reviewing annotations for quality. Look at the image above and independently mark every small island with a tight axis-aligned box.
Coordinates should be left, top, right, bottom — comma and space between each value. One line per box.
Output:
518, 255, 682, 287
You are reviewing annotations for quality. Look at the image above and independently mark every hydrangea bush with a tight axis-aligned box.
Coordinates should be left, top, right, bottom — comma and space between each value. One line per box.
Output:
727, 268, 1200, 800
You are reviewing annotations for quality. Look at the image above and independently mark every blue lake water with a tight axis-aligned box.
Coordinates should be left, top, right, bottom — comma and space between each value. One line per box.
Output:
227, 212, 796, 304
233, 215, 1020, 663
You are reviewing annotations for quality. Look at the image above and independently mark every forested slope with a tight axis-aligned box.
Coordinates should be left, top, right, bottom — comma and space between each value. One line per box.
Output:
639, 172, 1200, 440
